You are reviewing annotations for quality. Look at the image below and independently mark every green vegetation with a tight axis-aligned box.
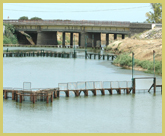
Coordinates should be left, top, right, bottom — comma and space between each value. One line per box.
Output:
145, 3, 162, 23
18, 16, 28, 20
30, 17, 42, 20
18, 16, 42, 20
3, 23, 18, 44
113, 53, 162, 76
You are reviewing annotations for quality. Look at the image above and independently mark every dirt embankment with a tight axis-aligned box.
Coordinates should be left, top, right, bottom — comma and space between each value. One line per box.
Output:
105, 28, 162, 62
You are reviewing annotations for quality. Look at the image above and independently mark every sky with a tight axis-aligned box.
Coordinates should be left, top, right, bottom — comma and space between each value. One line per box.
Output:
3, 3, 152, 22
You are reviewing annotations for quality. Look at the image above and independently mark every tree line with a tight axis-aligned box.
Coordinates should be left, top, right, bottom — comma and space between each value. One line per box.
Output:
18, 16, 42, 20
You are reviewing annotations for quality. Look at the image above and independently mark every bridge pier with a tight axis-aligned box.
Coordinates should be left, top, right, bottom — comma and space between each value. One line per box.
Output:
114, 34, 117, 40
122, 34, 125, 39
37, 31, 57, 45
106, 33, 109, 46
70, 32, 73, 46
62, 32, 65, 46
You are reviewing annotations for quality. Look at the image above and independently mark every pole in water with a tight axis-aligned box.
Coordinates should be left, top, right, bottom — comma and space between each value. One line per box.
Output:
92, 34, 94, 48
74, 35, 76, 58
153, 50, 155, 77
132, 52, 134, 88
85, 35, 88, 59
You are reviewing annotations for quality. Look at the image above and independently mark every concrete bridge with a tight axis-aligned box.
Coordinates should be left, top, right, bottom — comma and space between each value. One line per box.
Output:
3, 19, 152, 47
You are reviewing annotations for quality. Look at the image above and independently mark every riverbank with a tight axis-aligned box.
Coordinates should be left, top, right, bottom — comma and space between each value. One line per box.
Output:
104, 28, 162, 76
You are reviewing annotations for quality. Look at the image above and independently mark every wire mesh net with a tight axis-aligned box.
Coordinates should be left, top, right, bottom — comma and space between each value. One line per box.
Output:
127, 81, 132, 88
3, 87, 13, 90
23, 82, 31, 91
68, 82, 77, 90
77, 82, 86, 90
111, 81, 119, 88
119, 81, 127, 88
103, 81, 111, 89
94, 81, 102, 89
58, 83, 68, 90
86, 81, 94, 89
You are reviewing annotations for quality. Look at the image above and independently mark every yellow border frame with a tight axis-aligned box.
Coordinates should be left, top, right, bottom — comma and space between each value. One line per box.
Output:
1, 1, 164, 135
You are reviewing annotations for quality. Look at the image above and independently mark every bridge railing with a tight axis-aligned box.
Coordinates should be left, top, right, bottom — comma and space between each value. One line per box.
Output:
3, 19, 130, 26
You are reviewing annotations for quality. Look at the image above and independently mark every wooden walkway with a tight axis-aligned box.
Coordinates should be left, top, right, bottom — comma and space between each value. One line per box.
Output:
3, 88, 58, 103
3, 79, 162, 104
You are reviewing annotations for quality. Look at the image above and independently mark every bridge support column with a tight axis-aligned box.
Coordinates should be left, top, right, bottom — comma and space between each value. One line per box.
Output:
62, 32, 65, 46
106, 33, 109, 46
70, 32, 73, 46
80, 32, 86, 47
37, 31, 57, 45
80, 32, 101, 47
114, 34, 117, 40
78, 33, 81, 46
122, 34, 125, 39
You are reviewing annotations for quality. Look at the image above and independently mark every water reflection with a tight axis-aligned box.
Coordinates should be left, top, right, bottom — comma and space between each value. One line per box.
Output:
3, 47, 162, 133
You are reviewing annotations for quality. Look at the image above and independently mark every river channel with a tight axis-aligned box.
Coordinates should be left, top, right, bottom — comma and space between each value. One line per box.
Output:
3, 47, 162, 133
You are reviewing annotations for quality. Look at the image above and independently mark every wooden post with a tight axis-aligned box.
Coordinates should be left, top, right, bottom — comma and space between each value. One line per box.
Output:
4, 90, 7, 99
109, 89, 112, 95
33, 94, 35, 104
153, 77, 156, 93
118, 88, 121, 94
46, 95, 49, 103
16, 92, 18, 102
101, 89, 105, 95
98, 54, 100, 60
94, 54, 96, 59
54, 91, 57, 98
12, 91, 15, 100
30, 93, 33, 102
57, 91, 60, 97
133, 78, 135, 94
90, 54, 92, 59
126, 88, 129, 94
66, 91, 69, 97
51, 92, 53, 102
84, 90, 88, 96
75, 90, 79, 97
19, 94, 22, 103
93, 89, 96, 96
107, 55, 109, 60
103, 55, 105, 60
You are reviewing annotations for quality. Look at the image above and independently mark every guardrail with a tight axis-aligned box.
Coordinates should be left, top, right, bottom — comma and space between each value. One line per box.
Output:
3, 19, 130, 26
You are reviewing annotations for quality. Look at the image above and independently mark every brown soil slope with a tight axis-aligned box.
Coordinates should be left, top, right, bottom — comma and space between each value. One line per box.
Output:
106, 28, 162, 61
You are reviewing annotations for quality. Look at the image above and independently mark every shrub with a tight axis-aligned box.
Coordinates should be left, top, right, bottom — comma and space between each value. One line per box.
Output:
30, 17, 42, 20
3, 23, 18, 44
113, 54, 162, 76
18, 16, 28, 20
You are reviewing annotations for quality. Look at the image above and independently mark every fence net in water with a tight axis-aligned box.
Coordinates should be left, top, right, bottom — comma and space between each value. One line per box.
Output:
119, 81, 127, 88
68, 82, 77, 90
86, 81, 94, 90
94, 81, 102, 89
23, 82, 31, 91
77, 82, 86, 90
111, 81, 119, 88
127, 81, 132, 88
58, 83, 68, 90
103, 81, 111, 89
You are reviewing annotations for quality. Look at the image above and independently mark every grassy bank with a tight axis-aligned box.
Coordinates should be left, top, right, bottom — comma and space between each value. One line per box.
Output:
113, 53, 162, 76
3, 23, 18, 44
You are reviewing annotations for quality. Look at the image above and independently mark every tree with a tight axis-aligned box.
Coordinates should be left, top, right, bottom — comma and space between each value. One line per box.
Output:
18, 16, 28, 20
145, 3, 162, 23
30, 17, 42, 20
